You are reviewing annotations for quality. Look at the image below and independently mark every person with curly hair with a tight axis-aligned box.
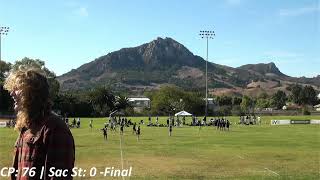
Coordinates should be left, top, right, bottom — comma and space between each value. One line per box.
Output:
4, 67, 75, 180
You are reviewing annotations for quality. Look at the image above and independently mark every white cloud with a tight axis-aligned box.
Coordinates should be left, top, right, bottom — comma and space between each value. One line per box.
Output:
74, 7, 89, 17
279, 6, 319, 17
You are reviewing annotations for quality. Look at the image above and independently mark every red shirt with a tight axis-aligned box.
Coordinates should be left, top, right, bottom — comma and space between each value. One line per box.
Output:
11, 113, 75, 180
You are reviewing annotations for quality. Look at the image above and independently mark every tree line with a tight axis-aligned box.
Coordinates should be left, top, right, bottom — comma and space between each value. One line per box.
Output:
1, 58, 319, 117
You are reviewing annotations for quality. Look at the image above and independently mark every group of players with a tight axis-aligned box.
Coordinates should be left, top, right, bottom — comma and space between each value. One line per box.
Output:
239, 115, 261, 125
4, 119, 16, 128
100, 117, 141, 141
64, 117, 81, 128
99, 116, 233, 140
62, 116, 234, 142
212, 118, 231, 131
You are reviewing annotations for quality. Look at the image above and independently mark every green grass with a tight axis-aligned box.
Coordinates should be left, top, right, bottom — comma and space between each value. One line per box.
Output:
0, 116, 319, 179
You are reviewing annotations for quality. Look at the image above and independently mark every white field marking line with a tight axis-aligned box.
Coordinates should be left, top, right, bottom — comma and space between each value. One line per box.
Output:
126, 159, 131, 180
237, 155, 245, 159
264, 167, 279, 176
119, 132, 125, 180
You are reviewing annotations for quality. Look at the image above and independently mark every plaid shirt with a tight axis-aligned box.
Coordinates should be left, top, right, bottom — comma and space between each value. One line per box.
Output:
11, 113, 75, 180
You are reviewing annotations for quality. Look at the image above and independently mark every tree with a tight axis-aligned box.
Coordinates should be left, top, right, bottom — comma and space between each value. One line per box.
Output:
289, 84, 303, 104
289, 84, 317, 106
11, 57, 60, 101
149, 85, 204, 116
52, 92, 93, 117
89, 86, 116, 116
256, 98, 270, 108
115, 95, 131, 112
240, 96, 253, 114
0, 60, 11, 84
271, 90, 287, 109
53, 93, 77, 116
301, 85, 317, 105
232, 96, 242, 106
182, 92, 204, 115
256, 92, 270, 108
150, 86, 185, 115
0, 61, 13, 113
0, 85, 13, 113
216, 96, 233, 106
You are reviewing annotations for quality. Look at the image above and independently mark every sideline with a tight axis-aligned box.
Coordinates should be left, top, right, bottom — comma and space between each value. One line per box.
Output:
264, 167, 280, 176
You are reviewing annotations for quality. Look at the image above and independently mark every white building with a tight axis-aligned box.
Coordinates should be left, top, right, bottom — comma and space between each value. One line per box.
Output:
128, 97, 151, 112
203, 98, 214, 105
203, 98, 215, 110
207, 98, 214, 105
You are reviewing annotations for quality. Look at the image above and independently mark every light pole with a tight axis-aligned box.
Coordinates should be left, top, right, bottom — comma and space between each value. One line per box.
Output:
199, 30, 215, 118
0, 26, 10, 61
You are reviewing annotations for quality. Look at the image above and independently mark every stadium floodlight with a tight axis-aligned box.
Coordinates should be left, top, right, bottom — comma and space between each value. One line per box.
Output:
199, 30, 215, 118
0, 26, 10, 61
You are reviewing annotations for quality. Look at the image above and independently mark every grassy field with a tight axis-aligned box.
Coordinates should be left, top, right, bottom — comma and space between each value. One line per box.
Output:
0, 116, 319, 179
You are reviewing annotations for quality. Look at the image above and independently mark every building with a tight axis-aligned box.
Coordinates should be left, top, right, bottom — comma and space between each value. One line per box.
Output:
128, 97, 151, 112
204, 98, 215, 110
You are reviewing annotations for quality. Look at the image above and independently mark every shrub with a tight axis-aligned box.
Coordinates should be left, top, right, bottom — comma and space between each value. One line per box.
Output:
302, 107, 311, 115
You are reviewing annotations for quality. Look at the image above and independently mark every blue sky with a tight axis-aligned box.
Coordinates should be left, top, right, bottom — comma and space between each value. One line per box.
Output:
0, 0, 319, 77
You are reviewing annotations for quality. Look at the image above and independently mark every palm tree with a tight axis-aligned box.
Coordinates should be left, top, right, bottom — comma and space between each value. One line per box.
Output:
115, 95, 131, 111
89, 86, 115, 116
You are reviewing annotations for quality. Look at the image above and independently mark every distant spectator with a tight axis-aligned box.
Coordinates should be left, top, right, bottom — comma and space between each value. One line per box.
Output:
169, 125, 173, 136
101, 127, 108, 141
136, 126, 141, 141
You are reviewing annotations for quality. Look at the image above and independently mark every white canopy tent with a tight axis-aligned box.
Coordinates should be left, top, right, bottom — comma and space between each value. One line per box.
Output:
314, 104, 320, 112
314, 104, 320, 108
175, 111, 192, 116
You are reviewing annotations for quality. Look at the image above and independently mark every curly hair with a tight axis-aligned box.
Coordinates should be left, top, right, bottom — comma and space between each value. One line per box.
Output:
4, 67, 51, 131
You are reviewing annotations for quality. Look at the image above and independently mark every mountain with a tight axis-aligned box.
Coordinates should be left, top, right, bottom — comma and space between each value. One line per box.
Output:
58, 37, 319, 96
238, 62, 286, 77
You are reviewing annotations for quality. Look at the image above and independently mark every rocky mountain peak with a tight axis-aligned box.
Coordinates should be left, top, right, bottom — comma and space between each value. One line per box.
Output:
238, 62, 285, 76
57, 37, 319, 92
137, 37, 197, 66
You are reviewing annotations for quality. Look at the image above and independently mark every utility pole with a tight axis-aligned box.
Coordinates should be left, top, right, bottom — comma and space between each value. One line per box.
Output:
199, 30, 215, 118
0, 26, 10, 61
